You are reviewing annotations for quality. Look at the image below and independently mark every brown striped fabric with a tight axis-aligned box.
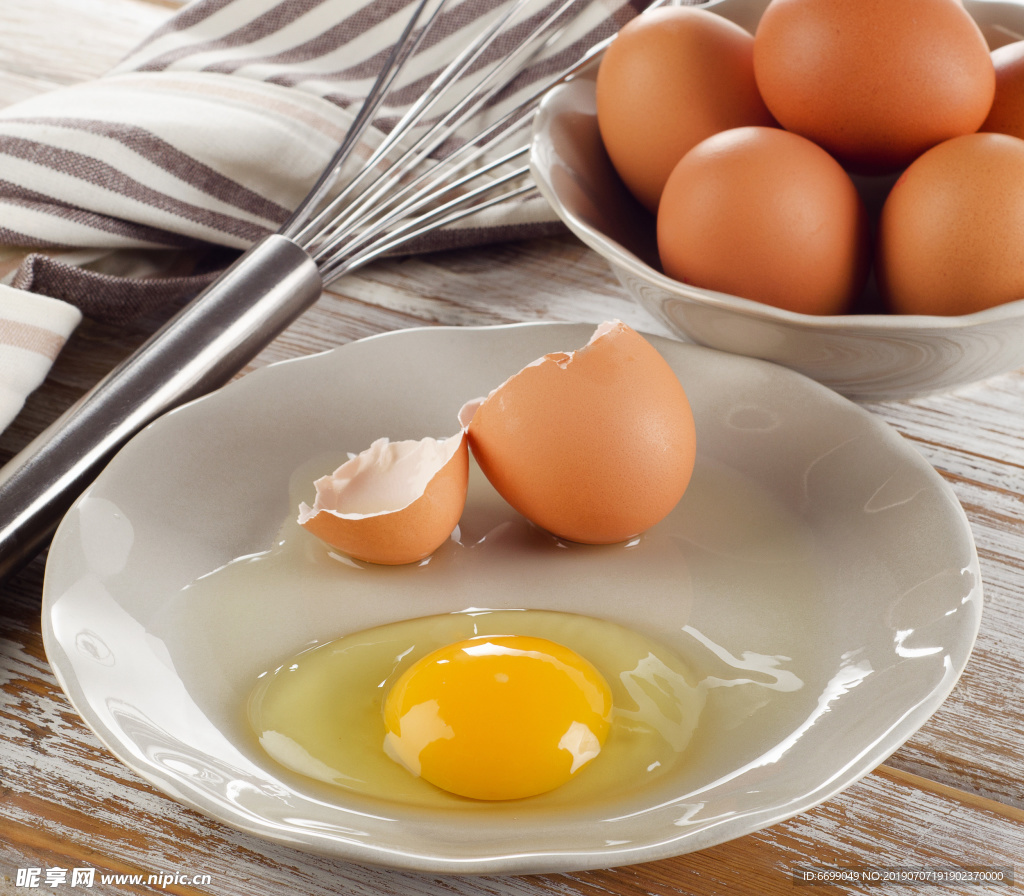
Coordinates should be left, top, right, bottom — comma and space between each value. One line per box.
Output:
0, 0, 672, 323
0, 318, 68, 361
0, 284, 82, 434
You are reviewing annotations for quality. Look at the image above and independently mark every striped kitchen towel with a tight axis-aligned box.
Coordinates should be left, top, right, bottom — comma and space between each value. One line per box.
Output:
0, 0, 651, 326
0, 285, 81, 434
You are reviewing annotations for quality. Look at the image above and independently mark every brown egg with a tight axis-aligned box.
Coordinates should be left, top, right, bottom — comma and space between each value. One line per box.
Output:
981, 40, 1024, 139
595, 5, 775, 214
657, 127, 869, 315
298, 432, 469, 565
458, 321, 696, 545
877, 132, 1024, 316
753, 0, 995, 172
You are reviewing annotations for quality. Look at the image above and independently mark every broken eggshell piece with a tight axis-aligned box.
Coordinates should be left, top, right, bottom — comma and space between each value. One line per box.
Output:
297, 431, 469, 565
458, 320, 697, 545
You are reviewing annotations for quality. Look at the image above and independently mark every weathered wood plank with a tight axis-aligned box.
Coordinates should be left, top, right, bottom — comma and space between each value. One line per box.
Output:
862, 380, 1024, 808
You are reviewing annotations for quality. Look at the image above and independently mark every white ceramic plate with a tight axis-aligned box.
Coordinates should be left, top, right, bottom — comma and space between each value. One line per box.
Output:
530, 0, 1024, 400
42, 323, 981, 874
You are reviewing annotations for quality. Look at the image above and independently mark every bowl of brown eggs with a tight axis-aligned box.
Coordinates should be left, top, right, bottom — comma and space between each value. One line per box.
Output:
530, 0, 1024, 400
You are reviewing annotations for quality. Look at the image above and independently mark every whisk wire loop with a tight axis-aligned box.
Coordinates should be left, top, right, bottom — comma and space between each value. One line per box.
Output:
324, 173, 536, 282
307, 114, 535, 269
300, 0, 609, 279
289, 0, 536, 249
319, 152, 533, 282
281, 0, 441, 241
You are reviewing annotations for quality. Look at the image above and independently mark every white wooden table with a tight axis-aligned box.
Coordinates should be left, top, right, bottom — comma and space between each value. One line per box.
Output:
2, 1, 1023, 894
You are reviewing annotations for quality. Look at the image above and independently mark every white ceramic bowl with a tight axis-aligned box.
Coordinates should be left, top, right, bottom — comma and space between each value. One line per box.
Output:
530, 0, 1024, 400
42, 323, 981, 873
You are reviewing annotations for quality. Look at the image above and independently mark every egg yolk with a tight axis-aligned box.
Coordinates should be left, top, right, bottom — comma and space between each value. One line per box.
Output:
382, 635, 613, 800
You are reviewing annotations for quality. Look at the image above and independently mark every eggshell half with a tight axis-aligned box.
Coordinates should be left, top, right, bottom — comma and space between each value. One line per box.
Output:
459, 321, 696, 545
298, 432, 469, 565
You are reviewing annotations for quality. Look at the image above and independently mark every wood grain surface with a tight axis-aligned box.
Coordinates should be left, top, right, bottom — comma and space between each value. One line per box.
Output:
2, 1, 1023, 894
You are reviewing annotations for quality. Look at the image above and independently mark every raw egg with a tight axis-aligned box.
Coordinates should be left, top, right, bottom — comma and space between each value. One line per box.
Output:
981, 40, 1024, 140
876, 132, 1024, 315
297, 431, 468, 565
383, 634, 612, 800
657, 126, 869, 315
595, 5, 775, 213
458, 321, 696, 545
753, 0, 995, 172
248, 609, 704, 806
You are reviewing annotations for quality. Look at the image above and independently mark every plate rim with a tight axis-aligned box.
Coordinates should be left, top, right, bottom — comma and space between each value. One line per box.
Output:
41, 321, 984, 874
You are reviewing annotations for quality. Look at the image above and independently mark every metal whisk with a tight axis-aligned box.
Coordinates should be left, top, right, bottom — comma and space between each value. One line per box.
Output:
0, 0, 619, 583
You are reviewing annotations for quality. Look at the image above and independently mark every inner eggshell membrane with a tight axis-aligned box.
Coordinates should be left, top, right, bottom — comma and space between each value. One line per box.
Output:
298, 432, 468, 565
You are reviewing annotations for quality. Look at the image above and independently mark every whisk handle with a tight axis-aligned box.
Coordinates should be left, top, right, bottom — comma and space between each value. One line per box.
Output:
0, 233, 323, 585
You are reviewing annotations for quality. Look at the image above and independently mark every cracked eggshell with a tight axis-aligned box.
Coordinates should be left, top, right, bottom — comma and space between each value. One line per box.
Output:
459, 321, 696, 545
297, 431, 469, 565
